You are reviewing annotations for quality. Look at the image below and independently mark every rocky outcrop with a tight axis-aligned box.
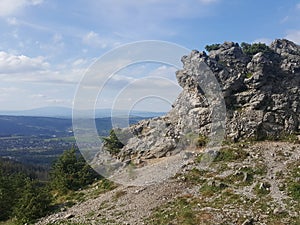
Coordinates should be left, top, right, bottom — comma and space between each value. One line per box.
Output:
106, 39, 300, 162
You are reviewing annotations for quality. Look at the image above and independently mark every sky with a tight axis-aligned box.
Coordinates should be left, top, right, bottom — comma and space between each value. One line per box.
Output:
0, 0, 299, 112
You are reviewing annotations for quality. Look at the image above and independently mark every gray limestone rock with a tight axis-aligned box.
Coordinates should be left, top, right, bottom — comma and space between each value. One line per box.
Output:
98, 39, 300, 163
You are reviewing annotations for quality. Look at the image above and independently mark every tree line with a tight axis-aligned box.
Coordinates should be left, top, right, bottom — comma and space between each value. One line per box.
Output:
0, 148, 102, 224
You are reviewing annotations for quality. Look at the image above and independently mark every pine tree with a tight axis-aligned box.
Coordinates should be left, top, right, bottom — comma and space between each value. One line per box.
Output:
50, 148, 101, 193
0, 170, 27, 221
0, 170, 12, 220
102, 129, 124, 155
14, 178, 51, 224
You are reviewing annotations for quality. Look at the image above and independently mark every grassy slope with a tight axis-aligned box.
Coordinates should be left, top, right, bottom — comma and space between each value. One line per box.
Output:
33, 140, 300, 225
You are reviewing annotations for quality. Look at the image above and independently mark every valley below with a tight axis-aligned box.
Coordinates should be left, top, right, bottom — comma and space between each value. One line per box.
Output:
0, 115, 149, 167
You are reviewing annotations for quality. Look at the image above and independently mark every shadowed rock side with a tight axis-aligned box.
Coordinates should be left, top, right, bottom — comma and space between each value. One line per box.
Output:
99, 39, 300, 163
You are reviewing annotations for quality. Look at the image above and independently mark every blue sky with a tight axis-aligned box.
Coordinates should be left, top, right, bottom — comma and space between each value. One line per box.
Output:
0, 0, 299, 111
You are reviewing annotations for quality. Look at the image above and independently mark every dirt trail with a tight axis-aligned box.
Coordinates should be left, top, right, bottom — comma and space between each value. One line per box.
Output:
36, 141, 300, 225
37, 179, 188, 225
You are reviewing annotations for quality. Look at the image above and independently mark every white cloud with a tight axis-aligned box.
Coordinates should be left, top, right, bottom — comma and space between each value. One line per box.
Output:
148, 65, 178, 80
82, 31, 120, 49
107, 76, 181, 112
93, 0, 218, 20
31, 93, 46, 98
45, 98, 70, 104
30, 0, 43, 5
83, 31, 106, 48
6, 17, 18, 25
0, 51, 86, 85
84, 0, 219, 39
0, 55, 180, 111
0, 81, 75, 110
30, 93, 71, 106
297, 3, 300, 9
253, 38, 273, 45
93, 64, 181, 111
0, 87, 20, 98
53, 33, 63, 43
199, 0, 218, 4
0, 51, 49, 74
72, 58, 87, 67
285, 30, 300, 44
280, 16, 289, 24
38, 33, 65, 57
0, 0, 43, 17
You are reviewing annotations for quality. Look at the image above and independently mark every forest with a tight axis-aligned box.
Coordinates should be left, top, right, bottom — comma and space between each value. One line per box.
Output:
0, 149, 105, 224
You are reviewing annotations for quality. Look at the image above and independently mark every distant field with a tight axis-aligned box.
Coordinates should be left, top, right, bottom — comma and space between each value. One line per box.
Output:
0, 136, 76, 167
0, 115, 148, 167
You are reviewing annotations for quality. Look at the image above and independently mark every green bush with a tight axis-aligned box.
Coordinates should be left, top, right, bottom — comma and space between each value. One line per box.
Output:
241, 42, 273, 57
205, 43, 221, 52
102, 129, 124, 155
49, 148, 101, 193
214, 147, 248, 162
289, 183, 300, 201
245, 72, 253, 79
0, 171, 28, 221
199, 180, 227, 197
0, 169, 51, 224
14, 179, 52, 224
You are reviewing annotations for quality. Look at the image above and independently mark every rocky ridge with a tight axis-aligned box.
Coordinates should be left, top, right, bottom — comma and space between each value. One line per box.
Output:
113, 39, 300, 162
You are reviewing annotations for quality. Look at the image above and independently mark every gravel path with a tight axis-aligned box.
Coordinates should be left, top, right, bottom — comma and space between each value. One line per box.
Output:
36, 179, 188, 225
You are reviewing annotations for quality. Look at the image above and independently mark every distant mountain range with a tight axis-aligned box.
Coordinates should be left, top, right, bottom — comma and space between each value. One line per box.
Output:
0, 115, 154, 137
0, 107, 166, 118
0, 115, 72, 137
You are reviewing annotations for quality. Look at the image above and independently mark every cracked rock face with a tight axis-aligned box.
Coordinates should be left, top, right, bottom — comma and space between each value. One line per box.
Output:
102, 39, 300, 162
